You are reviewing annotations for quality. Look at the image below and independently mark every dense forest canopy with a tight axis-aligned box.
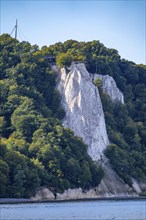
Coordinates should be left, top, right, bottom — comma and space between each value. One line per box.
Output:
0, 34, 146, 198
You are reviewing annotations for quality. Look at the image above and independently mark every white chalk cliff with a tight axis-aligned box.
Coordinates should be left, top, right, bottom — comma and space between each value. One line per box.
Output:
93, 74, 124, 104
57, 63, 109, 161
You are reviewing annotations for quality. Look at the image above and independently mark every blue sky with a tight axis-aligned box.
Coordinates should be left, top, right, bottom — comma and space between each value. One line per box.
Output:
1, 0, 146, 64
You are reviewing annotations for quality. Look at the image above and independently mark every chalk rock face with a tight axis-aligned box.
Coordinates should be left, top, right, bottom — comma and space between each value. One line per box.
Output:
56, 186, 136, 200
97, 161, 136, 196
56, 188, 98, 200
93, 74, 124, 104
57, 63, 109, 161
31, 188, 55, 201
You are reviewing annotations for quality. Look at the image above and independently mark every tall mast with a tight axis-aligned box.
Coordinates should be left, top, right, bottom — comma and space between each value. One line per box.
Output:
10, 19, 26, 41
15, 19, 18, 39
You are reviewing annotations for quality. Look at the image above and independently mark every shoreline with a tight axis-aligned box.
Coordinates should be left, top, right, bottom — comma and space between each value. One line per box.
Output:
0, 196, 146, 204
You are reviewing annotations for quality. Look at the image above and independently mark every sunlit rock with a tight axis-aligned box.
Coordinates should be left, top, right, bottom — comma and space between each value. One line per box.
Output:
57, 63, 109, 161
31, 188, 55, 201
93, 74, 124, 104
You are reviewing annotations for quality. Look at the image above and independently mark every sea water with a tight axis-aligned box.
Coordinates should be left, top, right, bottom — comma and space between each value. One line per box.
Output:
0, 199, 145, 220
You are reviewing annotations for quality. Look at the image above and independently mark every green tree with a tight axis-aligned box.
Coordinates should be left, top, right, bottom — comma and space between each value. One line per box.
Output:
0, 159, 9, 197
56, 53, 72, 67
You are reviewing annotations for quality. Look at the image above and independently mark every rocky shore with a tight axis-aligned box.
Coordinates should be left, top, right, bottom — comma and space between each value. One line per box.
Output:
1, 196, 145, 205
1, 187, 144, 204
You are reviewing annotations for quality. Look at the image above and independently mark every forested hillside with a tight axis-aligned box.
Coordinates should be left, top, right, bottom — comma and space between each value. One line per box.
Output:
0, 35, 146, 198
0, 35, 104, 198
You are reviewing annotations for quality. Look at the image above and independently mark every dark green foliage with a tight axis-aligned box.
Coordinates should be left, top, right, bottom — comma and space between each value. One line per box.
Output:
0, 35, 104, 198
56, 53, 72, 68
101, 80, 146, 184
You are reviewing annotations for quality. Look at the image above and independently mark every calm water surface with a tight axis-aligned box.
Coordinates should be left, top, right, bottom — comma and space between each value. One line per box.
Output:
1, 200, 146, 220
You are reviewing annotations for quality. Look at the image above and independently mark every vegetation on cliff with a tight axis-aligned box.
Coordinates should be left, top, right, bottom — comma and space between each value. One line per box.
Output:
0, 35, 103, 198
41, 38, 146, 186
0, 35, 146, 197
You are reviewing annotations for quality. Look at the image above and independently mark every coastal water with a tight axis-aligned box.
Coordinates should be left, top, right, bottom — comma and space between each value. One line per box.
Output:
1, 199, 145, 220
